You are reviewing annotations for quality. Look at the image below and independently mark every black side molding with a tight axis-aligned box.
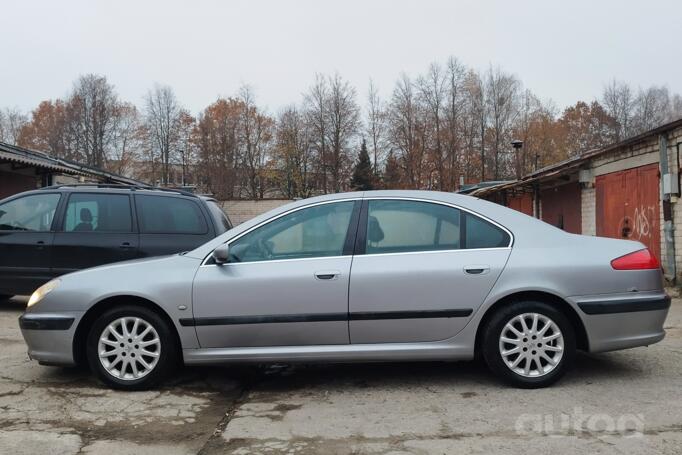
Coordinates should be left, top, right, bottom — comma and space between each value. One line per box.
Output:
180, 308, 474, 327
578, 296, 671, 315
19, 315, 75, 330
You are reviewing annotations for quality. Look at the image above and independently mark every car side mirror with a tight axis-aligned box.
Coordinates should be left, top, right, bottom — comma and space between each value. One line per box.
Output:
212, 244, 230, 264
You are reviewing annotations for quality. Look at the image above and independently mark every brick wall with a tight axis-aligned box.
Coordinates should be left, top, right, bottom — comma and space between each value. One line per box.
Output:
219, 199, 294, 225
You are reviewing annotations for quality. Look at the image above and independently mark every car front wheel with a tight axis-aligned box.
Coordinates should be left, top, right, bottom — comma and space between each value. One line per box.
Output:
86, 305, 177, 390
482, 301, 576, 388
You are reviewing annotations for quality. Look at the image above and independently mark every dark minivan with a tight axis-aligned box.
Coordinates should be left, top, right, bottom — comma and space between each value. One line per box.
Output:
0, 184, 232, 298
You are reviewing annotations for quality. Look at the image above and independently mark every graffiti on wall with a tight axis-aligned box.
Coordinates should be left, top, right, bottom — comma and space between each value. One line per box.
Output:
619, 205, 657, 240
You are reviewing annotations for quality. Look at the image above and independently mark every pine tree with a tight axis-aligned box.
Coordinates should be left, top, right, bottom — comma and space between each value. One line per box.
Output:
382, 151, 402, 189
350, 139, 375, 191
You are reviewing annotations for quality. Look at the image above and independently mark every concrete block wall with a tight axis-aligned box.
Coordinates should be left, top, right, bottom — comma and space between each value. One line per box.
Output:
219, 199, 293, 225
580, 186, 596, 236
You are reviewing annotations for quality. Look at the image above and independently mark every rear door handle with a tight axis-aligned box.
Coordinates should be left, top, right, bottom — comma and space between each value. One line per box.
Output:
464, 265, 490, 275
119, 242, 132, 250
315, 270, 340, 280
36, 240, 45, 250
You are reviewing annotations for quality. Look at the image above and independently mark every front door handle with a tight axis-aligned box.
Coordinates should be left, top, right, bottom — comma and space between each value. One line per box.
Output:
315, 270, 340, 280
464, 265, 490, 275
36, 240, 45, 250
119, 242, 132, 250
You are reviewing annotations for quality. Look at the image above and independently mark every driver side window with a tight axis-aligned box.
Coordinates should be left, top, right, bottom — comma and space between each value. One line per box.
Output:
0, 193, 61, 232
229, 201, 355, 263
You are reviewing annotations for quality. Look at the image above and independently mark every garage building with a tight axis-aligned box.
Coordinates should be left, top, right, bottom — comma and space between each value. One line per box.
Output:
468, 118, 682, 283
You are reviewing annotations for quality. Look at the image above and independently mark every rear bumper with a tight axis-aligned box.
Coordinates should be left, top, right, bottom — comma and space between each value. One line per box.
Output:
19, 312, 82, 366
570, 292, 670, 353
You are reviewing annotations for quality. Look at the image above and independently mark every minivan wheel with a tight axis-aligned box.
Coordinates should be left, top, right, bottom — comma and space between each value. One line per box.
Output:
86, 305, 177, 390
482, 301, 576, 388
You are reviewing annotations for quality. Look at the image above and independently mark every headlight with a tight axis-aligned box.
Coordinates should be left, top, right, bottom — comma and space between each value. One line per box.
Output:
27, 279, 61, 308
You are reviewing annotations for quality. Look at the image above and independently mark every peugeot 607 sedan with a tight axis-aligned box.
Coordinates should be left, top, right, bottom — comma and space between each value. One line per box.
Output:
19, 190, 670, 389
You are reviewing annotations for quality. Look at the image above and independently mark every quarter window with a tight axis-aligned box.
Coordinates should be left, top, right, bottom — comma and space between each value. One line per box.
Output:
64, 193, 133, 232
464, 213, 510, 249
229, 201, 355, 263
365, 200, 461, 254
0, 193, 60, 232
136, 195, 208, 234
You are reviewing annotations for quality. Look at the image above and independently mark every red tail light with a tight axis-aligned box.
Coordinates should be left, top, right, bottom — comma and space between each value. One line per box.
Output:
611, 249, 660, 270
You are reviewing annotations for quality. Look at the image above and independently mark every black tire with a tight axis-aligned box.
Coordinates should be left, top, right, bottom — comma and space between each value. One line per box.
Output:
482, 300, 576, 389
86, 305, 178, 390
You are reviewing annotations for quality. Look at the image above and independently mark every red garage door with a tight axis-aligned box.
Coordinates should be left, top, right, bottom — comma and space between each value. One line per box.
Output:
507, 193, 533, 216
541, 182, 582, 234
596, 163, 661, 260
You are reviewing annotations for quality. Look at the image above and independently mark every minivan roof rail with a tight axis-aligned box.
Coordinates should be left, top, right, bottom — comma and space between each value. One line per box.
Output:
39, 183, 198, 198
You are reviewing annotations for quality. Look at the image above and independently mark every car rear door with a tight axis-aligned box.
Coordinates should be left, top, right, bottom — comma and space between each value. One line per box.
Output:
51, 192, 139, 275
348, 198, 512, 344
135, 194, 215, 257
0, 192, 61, 295
190, 200, 360, 348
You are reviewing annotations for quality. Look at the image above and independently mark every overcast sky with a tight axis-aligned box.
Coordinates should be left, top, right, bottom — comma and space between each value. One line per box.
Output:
3, 0, 681, 115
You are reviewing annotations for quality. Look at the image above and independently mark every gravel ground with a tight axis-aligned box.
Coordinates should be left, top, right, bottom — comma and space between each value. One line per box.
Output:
1, 295, 681, 454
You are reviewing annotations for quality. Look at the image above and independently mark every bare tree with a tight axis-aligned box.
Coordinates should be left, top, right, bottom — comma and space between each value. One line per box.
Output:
485, 66, 521, 179
304, 74, 330, 193
417, 63, 447, 189
632, 85, 672, 134
0, 107, 28, 145
366, 79, 386, 171
389, 73, 425, 188
274, 106, 314, 198
107, 102, 143, 176
326, 73, 360, 192
69, 74, 120, 168
601, 79, 634, 141
237, 86, 273, 198
145, 84, 182, 185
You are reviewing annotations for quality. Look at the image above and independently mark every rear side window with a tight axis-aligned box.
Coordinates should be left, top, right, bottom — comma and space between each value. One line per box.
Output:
0, 193, 60, 231
464, 213, 510, 249
365, 200, 461, 254
136, 195, 208, 234
206, 200, 232, 231
64, 193, 132, 232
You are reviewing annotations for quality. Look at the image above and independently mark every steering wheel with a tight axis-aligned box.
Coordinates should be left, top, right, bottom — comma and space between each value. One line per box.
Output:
256, 238, 274, 260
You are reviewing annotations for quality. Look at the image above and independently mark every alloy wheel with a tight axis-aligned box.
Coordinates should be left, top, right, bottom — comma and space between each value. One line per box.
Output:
97, 316, 161, 381
498, 312, 564, 378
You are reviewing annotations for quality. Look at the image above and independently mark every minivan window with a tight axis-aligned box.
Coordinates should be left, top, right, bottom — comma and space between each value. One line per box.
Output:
136, 195, 208, 234
0, 193, 61, 231
206, 200, 232, 231
366, 200, 461, 254
229, 201, 354, 263
64, 193, 132, 232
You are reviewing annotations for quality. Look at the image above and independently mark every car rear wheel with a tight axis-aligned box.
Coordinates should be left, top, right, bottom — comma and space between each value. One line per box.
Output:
86, 305, 177, 390
482, 301, 576, 388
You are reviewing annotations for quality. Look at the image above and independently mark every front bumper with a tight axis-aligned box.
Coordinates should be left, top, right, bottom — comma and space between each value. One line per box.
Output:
19, 312, 83, 366
570, 292, 670, 353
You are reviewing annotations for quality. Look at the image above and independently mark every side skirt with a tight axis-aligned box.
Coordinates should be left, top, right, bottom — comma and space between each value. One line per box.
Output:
182, 341, 474, 364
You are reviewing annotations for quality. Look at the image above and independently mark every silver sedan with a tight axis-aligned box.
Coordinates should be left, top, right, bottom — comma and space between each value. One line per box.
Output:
19, 190, 670, 389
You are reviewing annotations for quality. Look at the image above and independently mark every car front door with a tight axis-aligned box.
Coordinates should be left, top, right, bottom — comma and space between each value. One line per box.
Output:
191, 200, 360, 348
348, 198, 512, 344
51, 192, 139, 275
0, 192, 61, 295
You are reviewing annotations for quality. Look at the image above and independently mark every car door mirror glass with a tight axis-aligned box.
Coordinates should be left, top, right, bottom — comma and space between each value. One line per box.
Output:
212, 244, 230, 264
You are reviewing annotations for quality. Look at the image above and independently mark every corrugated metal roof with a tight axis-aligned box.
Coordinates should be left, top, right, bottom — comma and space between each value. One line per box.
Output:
0, 141, 146, 185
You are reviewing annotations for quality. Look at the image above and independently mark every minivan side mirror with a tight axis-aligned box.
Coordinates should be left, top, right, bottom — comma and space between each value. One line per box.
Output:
212, 244, 230, 264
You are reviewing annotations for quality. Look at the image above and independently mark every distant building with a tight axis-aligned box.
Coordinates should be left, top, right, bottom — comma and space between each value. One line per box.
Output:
0, 142, 147, 199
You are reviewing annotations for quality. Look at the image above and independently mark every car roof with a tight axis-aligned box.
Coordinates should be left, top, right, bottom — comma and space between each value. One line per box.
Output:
35, 184, 202, 199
